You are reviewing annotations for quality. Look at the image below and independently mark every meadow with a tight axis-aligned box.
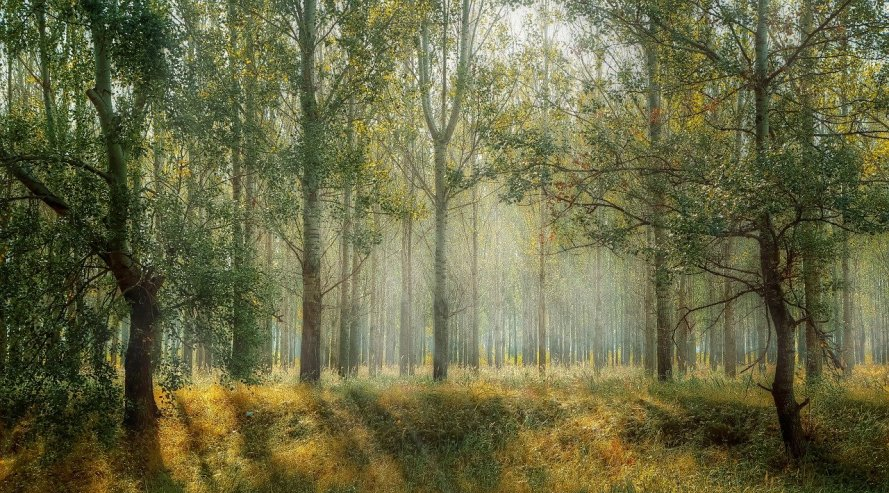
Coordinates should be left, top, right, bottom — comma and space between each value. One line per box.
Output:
2, 367, 888, 493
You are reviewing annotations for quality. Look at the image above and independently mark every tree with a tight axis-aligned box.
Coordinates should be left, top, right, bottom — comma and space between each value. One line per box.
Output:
1, 0, 170, 437
416, 0, 476, 380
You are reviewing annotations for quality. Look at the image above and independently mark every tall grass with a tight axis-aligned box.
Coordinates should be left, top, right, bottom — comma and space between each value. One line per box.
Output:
1, 366, 887, 492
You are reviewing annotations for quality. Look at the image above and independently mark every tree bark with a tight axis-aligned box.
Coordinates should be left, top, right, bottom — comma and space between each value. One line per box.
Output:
432, 140, 449, 380
800, 0, 822, 383
537, 187, 547, 373
645, 34, 672, 381
298, 0, 323, 382
469, 167, 480, 370
841, 233, 853, 375
348, 230, 361, 375
723, 238, 737, 377
399, 187, 414, 376
753, 0, 807, 458
338, 184, 352, 377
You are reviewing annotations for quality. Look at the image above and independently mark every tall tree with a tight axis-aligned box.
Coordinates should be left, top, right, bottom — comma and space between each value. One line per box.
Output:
416, 0, 475, 380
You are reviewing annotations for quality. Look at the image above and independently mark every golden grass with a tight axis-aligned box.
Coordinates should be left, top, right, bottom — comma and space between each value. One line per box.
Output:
1, 366, 888, 493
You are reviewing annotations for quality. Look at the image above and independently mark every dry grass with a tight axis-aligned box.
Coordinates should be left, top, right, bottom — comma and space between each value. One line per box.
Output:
1, 366, 888, 493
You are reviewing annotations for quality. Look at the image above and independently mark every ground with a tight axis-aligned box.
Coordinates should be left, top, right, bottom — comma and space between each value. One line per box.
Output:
2, 366, 888, 493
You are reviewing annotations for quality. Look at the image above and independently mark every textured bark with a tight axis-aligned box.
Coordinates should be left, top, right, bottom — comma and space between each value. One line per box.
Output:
645, 35, 672, 381
417, 0, 472, 381
298, 0, 323, 382
754, 0, 807, 458
122, 281, 161, 434
432, 140, 449, 380
644, 253, 656, 375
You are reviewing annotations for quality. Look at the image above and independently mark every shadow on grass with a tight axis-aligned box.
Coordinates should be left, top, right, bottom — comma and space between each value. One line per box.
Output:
338, 383, 518, 493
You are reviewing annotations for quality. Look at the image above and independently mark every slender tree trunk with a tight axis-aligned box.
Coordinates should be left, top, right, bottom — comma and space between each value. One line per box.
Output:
369, 212, 380, 377
432, 141, 449, 380
644, 257, 656, 375
37, 0, 57, 149
338, 184, 352, 377
753, 0, 806, 458
537, 188, 547, 372
643, 253, 655, 373
645, 35, 672, 381
723, 238, 737, 377
400, 193, 414, 375
800, 0, 822, 383
349, 232, 361, 375
298, 0, 323, 382
803, 248, 823, 381
469, 171, 480, 370
75, 3, 162, 437
417, 0, 471, 380
842, 234, 853, 375
676, 276, 689, 374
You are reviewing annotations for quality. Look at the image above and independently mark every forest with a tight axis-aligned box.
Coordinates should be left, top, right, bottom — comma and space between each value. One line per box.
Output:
0, 0, 888, 491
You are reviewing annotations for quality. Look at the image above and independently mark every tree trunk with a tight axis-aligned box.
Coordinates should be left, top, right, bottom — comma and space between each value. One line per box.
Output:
400, 196, 414, 375
122, 283, 161, 434
754, 0, 806, 459
645, 35, 672, 381
676, 275, 689, 374
37, 0, 57, 149
338, 184, 352, 377
803, 247, 823, 381
369, 211, 380, 377
349, 234, 361, 375
537, 188, 547, 372
432, 140, 449, 380
644, 252, 656, 375
800, 0, 822, 383
298, 0, 323, 382
842, 234, 853, 375
723, 238, 737, 377
469, 170, 480, 370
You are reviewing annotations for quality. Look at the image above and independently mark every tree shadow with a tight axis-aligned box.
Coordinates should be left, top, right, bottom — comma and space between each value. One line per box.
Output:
337, 383, 519, 493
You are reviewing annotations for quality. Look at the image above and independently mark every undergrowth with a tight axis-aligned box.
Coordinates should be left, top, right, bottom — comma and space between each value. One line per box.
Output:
1, 366, 887, 493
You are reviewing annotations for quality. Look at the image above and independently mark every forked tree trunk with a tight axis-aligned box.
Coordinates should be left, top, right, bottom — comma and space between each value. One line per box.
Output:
753, 0, 807, 459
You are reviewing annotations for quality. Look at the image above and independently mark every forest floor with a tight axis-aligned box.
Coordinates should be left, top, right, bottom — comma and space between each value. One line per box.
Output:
2, 366, 889, 493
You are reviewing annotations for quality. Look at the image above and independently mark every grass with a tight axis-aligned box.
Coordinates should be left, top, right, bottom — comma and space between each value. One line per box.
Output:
1, 366, 888, 493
